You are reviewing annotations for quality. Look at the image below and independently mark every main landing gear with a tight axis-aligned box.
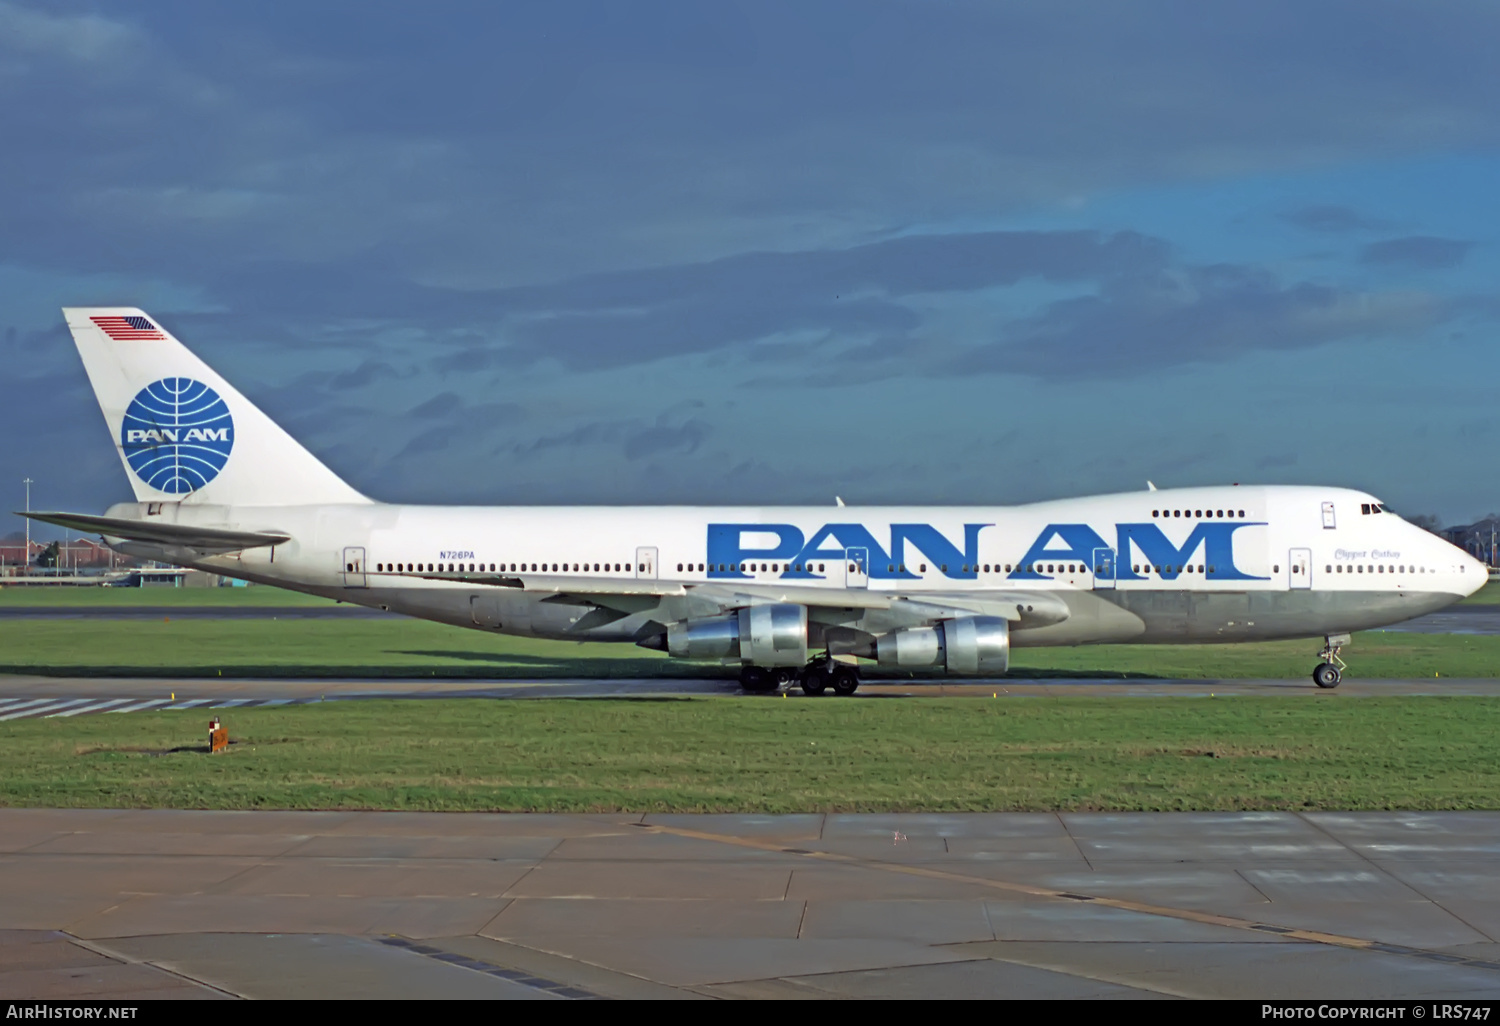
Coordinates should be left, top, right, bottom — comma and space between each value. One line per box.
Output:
739, 660, 860, 696
1313, 633, 1351, 689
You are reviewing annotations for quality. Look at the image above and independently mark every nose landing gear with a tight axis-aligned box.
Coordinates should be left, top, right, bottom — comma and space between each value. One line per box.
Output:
1313, 633, 1350, 689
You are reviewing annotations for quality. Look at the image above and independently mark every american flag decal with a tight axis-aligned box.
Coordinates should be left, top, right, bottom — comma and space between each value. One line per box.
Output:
91, 315, 165, 340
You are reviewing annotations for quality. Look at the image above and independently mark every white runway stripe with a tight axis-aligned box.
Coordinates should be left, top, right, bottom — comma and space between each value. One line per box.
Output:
261, 699, 294, 706
162, 699, 214, 710
0, 698, 93, 721
0, 699, 44, 713
0, 698, 57, 716
46, 698, 136, 718
106, 699, 171, 714
210, 698, 254, 708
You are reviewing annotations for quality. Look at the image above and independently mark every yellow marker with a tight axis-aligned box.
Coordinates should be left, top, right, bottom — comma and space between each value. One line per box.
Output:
170, 692, 174, 701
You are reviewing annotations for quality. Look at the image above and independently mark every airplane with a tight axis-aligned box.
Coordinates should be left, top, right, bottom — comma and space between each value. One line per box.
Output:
22, 307, 1488, 695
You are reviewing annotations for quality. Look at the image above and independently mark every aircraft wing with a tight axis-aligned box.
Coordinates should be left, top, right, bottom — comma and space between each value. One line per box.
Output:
391, 567, 1068, 629
19, 511, 290, 555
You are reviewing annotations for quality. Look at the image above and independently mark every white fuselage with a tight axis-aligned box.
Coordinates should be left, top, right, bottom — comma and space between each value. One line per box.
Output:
117, 483, 1485, 652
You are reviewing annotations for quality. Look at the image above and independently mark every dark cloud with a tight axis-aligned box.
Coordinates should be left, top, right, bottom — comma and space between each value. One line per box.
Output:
1281, 205, 1387, 233
622, 418, 710, 461
968, 263, 1446, 380
1361, 236, 1474, 269
329, 359, 399, 389
396, 425, 450, 457
474, 229, 1170, 370
409, 392, 461, 418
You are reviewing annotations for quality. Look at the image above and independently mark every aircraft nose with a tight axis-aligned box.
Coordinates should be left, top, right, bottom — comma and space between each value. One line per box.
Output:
1463, 551, 1491, 596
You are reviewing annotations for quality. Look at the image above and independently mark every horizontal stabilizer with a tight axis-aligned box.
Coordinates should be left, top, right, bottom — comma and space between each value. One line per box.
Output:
19, 511, 289, 554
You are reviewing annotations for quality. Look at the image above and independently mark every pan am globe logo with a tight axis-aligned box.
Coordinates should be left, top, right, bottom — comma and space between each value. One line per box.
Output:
120, 378, 235, 494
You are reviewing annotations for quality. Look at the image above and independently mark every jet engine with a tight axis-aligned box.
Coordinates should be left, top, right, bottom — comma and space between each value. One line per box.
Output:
666, 603, 808, 667
875, 615, 1009, 675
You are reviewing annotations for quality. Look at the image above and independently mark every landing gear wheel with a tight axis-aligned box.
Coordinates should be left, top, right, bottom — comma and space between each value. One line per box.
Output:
1313, 663, 1342, 689
831, 666, 860, 696
770, 667, 797, 690
740, 666, 776, 693
1314, 634, 1350, 690
801, 665, 829, 696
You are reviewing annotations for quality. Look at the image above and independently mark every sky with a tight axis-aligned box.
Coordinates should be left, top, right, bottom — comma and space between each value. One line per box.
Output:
3, 0, 1497, 535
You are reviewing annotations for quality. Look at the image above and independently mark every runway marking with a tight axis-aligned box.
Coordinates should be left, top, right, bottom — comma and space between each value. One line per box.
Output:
46, 698, 136, 717
0, 697, 328, 720
0, 698, 92, 720
0, 698, 60, 717
106, 700, 171, 715
636, 822, 1500, 975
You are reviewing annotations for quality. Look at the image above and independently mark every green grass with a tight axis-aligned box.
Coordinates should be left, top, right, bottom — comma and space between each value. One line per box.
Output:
0, 620, 1488, 681
0, 584, 334, 606
0, 617, 1495, 679
1461, 580, 1500, 604
2, 696, 1498, 812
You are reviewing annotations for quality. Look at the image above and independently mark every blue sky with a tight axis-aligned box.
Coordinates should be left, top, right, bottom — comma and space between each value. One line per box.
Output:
3, 0, 1497, 533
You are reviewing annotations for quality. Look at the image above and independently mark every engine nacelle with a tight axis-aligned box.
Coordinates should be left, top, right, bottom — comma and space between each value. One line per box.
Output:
666, 603, 809, 667
875, 616, 1009, 675
738, 603, 808, 667
667, 615, 741, 659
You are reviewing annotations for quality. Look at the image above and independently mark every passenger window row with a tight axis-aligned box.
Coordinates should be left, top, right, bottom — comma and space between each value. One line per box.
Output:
677, 562, 830, 573
1327, 564, 1426, 574
375, 562, 633, 574
1152, 509, 1246, 519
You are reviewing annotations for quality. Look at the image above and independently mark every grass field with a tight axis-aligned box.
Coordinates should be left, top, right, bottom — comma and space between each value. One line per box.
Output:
0, 617, 1495, 678
0, 584, 334, 606
1463, 581, 1500, 604
1, 696, 1497, 812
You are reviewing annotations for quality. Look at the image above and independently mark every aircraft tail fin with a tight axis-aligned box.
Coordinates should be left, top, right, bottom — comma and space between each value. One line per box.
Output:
63, 308, 369, 506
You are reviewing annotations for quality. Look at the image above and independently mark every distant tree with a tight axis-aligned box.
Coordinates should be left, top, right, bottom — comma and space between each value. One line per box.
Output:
1407, 514, 1442, 534
36, 541, 59, 568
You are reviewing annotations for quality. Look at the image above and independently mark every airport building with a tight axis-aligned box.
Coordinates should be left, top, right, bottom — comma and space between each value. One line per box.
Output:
1441, 516, 1500, 570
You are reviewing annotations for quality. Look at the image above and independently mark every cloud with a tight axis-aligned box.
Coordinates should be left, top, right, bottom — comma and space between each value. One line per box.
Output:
409, 392, 462, 418
0, 2, 141, 65
1361, 236, 1474, 270
446, 229, 1170, 371
328, 359, 399, 389
622, 417, 711, 461
967, 263, 1448, 380
1281, 205, 1387, 233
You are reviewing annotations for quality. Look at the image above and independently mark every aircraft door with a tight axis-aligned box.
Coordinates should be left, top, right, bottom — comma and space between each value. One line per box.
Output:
1092, 547, 1116, 590
342, 546, 367, 588
1289, 547, 1311, 590
470, 594, 502, 629
636, 546, 657, 580
844, 547, 869, 589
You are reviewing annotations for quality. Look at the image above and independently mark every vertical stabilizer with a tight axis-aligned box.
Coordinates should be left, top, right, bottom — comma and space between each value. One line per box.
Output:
63, 308, 369, 506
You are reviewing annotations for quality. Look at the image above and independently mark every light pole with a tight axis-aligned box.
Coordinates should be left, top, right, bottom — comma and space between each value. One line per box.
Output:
22, 478, 32, 571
